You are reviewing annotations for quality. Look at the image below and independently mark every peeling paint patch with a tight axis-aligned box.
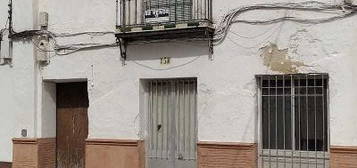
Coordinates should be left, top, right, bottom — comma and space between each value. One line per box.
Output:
260, 43, 307, 73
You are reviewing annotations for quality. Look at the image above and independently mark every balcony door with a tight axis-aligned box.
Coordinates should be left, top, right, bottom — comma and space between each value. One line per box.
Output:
146, 79, 197, 168
144, 0, 192, 23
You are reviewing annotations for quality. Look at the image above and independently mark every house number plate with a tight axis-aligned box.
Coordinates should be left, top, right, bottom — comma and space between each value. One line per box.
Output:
160, 57, 170, 65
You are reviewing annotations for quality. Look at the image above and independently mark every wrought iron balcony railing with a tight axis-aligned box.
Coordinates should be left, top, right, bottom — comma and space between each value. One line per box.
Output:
116, 0, 213, 31
115, 0, 214, 63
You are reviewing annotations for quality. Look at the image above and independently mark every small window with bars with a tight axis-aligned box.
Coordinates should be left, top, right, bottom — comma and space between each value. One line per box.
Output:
256, 74, 329, 168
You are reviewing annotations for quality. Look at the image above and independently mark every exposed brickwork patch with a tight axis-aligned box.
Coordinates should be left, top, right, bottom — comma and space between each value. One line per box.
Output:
331, 146, 357, 168
198, 142, 257, 168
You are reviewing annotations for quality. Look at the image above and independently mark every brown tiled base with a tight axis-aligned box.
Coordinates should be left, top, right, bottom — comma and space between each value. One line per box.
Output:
198, 141, 257, 168
85, 139, 145, 168
12, 138, 55, 168
331, 146, 357, 168
0, 162, 12, 168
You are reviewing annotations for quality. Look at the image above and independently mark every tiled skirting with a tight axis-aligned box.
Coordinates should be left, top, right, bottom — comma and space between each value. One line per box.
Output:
198, 141, 257, 168
85, 139, 145, 168
12, 138, 56, 168
330, 146, 357, 168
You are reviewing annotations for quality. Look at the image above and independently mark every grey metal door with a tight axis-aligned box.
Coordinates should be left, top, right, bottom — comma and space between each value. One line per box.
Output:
146, 79, 197, 168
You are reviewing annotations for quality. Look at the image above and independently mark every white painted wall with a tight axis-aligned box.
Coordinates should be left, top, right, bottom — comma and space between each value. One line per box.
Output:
1, 0, 357, 162
0, 0, 36, 162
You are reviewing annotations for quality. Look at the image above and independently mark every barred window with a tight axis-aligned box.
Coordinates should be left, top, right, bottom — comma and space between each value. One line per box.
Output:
257, 74, 329, 168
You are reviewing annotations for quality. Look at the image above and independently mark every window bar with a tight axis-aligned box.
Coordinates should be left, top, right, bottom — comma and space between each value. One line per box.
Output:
166, 81, 170, 159
314, 76, 317, 168
182, 0, 185, 22
275, 76, 278, 167
174, 0, 177, 23
135, 0, 138, 24
193, 80, 197, 160
181, 80, 185, 158
155, 81, 159, 158
209, 0, 212, 20
157, 0, 159, 16
199, 0, 202, 22
159, 81, 165, 158
170, 81, 178, 165
188, 80, 192, 159
151, 81, 156, 158
176, 81, 181, 159
149, 81, 153, 158
128, 0, 131, 25
204, 0, 207, 20
322, 77, 326, 168
193, 0, 197, 20
268, 77, 271, 168
305, 75, 309, 167
291, 75, 295, 168
259, 77, 265, 168
298, 77, 302, 168
116, 0, 119, 26
122, 0, 126, 27
283, 75, 286, 168
196, 0, 199, 20
158, 80, 162, 159
205, 0, 209, 18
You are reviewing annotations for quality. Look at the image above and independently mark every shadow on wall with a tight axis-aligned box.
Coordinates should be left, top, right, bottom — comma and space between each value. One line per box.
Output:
126, 41, 210, 61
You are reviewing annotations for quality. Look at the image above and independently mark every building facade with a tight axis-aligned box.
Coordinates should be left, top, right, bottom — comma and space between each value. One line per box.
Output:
0, 0, 357, 168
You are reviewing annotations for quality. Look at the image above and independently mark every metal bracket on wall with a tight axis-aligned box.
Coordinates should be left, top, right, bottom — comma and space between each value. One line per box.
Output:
208, 38, 214, 60
117, 38, 127, 65
8, 0, 13, 37
206, 30, 214, 60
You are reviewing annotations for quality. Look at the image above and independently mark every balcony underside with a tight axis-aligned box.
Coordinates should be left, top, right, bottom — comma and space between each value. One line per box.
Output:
115, 25, 215, 42
114, 23, 215, 63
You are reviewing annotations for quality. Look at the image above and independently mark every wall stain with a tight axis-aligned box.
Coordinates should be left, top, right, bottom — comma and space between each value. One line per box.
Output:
260, 43, 307, 73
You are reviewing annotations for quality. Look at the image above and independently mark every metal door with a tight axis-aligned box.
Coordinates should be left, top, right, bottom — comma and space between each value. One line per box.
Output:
146, 79, 197, 168
57, 82, 89, 168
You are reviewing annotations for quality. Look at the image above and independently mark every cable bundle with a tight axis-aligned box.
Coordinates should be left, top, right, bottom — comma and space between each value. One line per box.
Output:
214, 1, 357, 45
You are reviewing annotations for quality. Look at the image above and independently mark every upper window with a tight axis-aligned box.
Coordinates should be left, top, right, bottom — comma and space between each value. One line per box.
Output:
144, 0, 192, 23
257, 74, 329, 167
117, 0, 212, 26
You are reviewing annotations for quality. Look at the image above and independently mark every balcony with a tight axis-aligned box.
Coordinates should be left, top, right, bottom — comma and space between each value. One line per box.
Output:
115, 0, 214, 60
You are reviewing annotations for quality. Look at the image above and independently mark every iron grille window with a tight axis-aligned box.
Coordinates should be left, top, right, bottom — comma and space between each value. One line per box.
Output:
257, 74, 329, 168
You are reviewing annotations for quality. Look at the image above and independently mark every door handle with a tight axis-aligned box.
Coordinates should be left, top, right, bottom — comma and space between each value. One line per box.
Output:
178, 153, 184, 160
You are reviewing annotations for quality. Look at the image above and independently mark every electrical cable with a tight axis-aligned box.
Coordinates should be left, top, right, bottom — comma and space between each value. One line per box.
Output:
5, 0, 357, 70
214, 1, 357, 45
228, 23, 278, 39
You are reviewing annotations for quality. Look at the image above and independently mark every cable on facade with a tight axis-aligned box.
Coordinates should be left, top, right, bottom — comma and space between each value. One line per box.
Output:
214, 1, 357, 45
4, 1, 357, 65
